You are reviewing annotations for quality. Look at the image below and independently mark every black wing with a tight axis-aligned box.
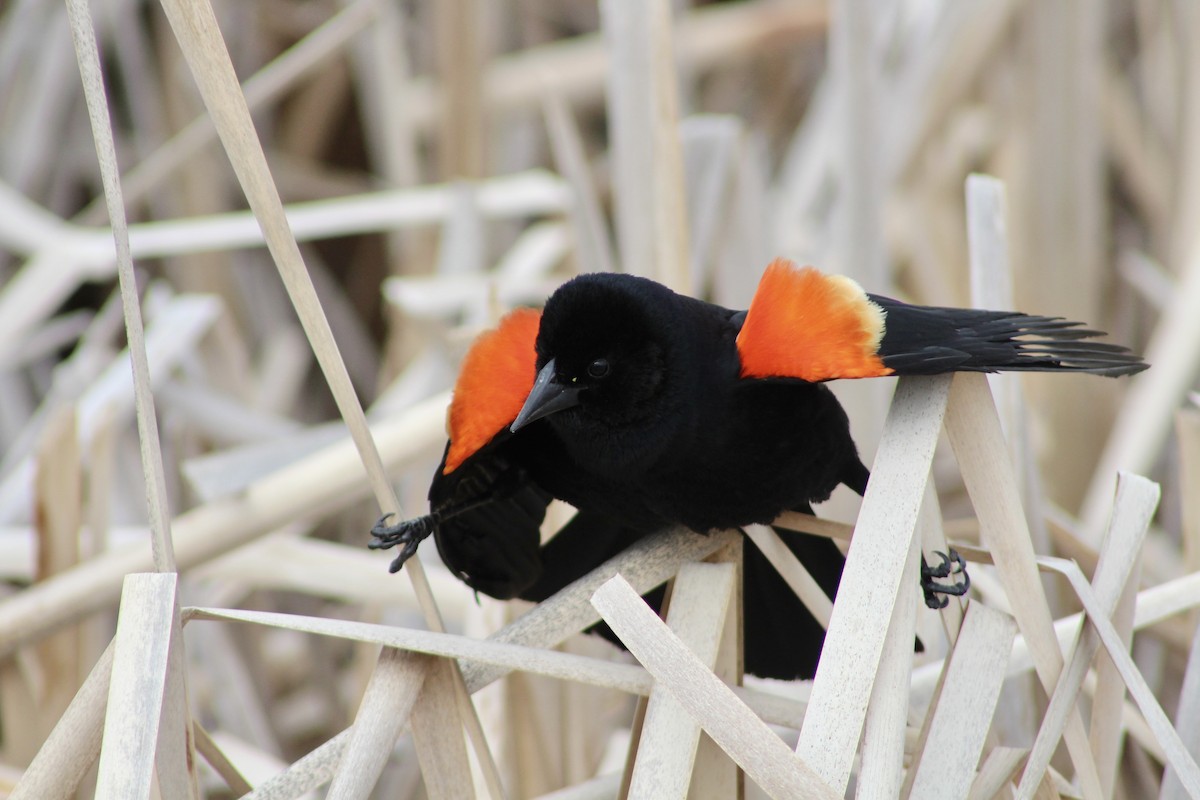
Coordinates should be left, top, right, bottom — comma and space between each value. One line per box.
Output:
370, 432, 554, 600
870, 295, 1147, 377
427, 436, 554, 600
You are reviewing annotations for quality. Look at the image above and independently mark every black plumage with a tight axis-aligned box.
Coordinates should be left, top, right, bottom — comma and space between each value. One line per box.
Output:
372, 264, 1146, 679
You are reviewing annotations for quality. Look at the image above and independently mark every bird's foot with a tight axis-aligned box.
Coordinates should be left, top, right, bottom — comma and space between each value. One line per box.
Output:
920, 549, 971, 609
368, 513, 437, 573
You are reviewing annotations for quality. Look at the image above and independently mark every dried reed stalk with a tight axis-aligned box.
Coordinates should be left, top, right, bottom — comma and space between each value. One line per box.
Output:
4, 2, 1200, 799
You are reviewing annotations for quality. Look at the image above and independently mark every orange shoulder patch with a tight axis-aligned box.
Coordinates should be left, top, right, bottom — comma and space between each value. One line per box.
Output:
736, 259, 893, 381
444, 308, 542, 474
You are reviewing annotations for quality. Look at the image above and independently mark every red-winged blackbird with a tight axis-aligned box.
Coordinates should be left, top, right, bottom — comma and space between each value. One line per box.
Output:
371, 259, 1146, 679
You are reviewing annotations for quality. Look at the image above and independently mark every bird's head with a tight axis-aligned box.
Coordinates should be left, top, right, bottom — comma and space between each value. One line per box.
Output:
511, 273, 684, 458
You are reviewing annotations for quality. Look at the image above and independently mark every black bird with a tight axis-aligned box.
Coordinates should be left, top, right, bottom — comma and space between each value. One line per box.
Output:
371, 260, 1146, 679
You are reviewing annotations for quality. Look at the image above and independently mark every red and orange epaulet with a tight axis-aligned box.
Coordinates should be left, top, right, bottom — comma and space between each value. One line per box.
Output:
444, 308, 541, 474
736, 259, 893, 382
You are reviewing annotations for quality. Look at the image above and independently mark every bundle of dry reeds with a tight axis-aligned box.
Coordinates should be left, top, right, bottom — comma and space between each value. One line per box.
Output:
1, 0, 1199, 797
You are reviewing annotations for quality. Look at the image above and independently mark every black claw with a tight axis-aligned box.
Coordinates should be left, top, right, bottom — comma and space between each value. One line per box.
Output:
948, 549, 967, 575
934, 575, 971, 597
921, 551, 946, 580
368, 512, 438, 573
923, 550, 954, 579
920, 548, 971, 609
367, 513, 397, 543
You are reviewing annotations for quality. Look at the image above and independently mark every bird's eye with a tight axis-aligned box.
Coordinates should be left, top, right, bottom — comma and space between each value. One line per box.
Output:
587, 358, 610, 379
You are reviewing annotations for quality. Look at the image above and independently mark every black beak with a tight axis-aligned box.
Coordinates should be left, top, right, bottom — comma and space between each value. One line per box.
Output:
511, 359, 581, 432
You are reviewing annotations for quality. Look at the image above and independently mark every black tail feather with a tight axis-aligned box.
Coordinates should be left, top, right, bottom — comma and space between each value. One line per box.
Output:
519, 511, 648, 602
741, 526, 847, 679
530, 508, 868, 681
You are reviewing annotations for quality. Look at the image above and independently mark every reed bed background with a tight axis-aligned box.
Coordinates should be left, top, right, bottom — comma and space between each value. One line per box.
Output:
0, 0, 1198, 797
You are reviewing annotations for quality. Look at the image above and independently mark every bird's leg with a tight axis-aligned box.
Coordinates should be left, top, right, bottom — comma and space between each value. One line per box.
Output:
369, 512, 440, 573
920, 549, 971, 609
369, 495, 496, 573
